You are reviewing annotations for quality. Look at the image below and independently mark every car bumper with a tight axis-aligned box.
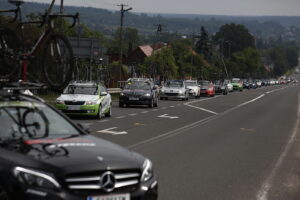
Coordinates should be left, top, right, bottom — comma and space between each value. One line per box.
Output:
10, 177, 158, 200
160, 93, 186, 99
55, 104, 100, 116
119, 96, 152, 105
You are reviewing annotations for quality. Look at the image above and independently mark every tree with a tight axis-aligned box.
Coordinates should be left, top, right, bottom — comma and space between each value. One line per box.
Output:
214, 23, 255, 58
143, 48, 177, 80
195, 26, 212, 61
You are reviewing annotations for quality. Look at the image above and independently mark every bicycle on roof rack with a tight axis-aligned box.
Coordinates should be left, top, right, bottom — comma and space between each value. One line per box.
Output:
0, 0, 79, 91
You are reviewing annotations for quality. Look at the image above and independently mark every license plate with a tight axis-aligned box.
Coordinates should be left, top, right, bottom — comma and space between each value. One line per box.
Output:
129, 97, 139, 101
87, 193, 130, 200
68, 105, 80, 110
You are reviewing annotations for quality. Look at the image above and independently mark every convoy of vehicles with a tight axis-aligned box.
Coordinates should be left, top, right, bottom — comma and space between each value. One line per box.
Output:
0, 87, 158, 200
0, 76, 296, 200
55, 82, 112, 119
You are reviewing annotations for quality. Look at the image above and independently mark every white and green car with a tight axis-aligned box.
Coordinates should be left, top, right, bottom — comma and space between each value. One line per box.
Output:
55, 82, 112, 118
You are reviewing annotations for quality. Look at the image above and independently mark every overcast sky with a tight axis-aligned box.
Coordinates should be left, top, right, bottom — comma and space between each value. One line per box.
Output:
26, 0, 300, 16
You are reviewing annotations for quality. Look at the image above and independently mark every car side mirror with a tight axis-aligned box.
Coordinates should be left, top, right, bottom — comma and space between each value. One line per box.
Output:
77, 123, 91, 134
100, 91, 108, 96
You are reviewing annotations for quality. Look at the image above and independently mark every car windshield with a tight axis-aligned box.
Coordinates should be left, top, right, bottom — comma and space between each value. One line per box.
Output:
232, 79, 240, 83
0, 101, 81, 139
166, 81, 184, 88
199, 81, 210, 86
185, 81, 197, 86
124, 81, 151, 90
215, 80, 222, 85
63, 85, 98, 95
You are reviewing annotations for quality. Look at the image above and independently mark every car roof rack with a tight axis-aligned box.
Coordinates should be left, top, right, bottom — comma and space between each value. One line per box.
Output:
0, 81, 47, 94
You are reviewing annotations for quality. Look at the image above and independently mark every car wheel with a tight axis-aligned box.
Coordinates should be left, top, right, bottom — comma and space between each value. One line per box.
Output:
119, 102, 124, 107
97, 105, 103, 119
0, 186, 9, 200
148, 99, 154, 108
105, 106, 112, 117
154, 97, 159, 107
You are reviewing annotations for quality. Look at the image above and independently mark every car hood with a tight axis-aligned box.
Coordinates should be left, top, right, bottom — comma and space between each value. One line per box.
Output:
162, 87, 185, 92
186, 86, 198, 90
122, 89, 150, 95
57, 94, 98, 102
2, 135, 143, 174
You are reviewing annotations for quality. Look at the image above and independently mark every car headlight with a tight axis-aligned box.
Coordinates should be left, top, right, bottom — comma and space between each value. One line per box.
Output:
55, 100, 64, 104
178, 90, 184, 94
13, 167, 60, 190
141, 159, 153, 182
144, 93, 151, 97
85, 100, 98, 105
120, 92, 125, 96
160, 89, 165, 93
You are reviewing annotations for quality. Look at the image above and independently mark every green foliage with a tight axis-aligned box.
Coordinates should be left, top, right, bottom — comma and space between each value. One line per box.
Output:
195, 26, 212, 61
266, 44, 299, 76
214, 23, 255, 58
143, 48, 178, 80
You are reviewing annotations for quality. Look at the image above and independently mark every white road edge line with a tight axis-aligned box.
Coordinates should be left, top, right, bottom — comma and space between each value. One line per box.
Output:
256, 94, 300, 200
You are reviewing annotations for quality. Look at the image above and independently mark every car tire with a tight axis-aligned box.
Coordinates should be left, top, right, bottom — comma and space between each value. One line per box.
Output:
97, 105, 103, 119
119, 102, 124, 108
0, 186, 9, 200
149, 99, 154, 108
105, 106, 112, 117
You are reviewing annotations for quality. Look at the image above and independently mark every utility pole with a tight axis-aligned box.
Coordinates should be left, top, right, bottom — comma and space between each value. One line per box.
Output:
117, 4, 132, 81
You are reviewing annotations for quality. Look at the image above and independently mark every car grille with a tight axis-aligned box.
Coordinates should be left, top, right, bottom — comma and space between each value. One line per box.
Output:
164, 93, 178, 96
64, 101, 85, 105
65, 170, 141, 194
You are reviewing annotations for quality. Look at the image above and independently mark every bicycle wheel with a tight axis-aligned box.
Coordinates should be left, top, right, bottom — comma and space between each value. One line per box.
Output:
0, 28, 20, 79
42, 34, 74, 91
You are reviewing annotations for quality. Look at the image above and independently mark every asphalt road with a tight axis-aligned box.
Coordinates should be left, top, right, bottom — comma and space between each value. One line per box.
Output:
73, 82, 300, 200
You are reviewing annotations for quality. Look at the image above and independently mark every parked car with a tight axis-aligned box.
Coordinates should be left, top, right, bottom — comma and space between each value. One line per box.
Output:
214, 80, 228, 95
160, 80, 189, 100
231, 78, 243, 91
224, 80, 233, 92
256, 80, 262, 87
55, 81, 112, 119
119, 78, 159, 108
199, 80, 215, 97
0, 89, 158, 200
185, 80, 201, 98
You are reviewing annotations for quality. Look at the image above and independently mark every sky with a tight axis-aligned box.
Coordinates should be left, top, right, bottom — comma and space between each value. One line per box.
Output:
25, 0, 300, 16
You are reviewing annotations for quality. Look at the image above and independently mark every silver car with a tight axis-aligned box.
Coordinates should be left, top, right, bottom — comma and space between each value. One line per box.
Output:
160, 80, 189, 100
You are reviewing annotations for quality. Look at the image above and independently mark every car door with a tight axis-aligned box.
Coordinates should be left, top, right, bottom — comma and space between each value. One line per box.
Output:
99, 85, 111, 113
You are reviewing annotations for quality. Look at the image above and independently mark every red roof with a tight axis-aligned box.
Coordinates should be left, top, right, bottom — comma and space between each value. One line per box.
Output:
139, 45, 153, 57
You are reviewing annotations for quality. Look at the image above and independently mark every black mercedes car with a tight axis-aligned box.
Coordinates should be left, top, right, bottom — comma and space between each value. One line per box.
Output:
119, 78, 159, 108
0, 91, 158, 200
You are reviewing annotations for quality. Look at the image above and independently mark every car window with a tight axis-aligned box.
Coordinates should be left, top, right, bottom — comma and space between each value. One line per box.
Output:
0, 101, 81, 139
124, 81, 151, 90
185, 81, 197, 86
63, 85, 98, 95
166, 81, 184, 88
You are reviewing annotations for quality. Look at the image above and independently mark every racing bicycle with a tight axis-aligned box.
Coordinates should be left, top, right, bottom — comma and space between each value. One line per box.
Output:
0, 0, 78, 90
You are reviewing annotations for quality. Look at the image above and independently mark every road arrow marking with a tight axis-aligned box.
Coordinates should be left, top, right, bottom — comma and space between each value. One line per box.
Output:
158, 114, 179, 119
97, 127, 128, 135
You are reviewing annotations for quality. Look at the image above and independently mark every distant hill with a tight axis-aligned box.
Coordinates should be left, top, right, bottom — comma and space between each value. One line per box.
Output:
1, 1, 299, 39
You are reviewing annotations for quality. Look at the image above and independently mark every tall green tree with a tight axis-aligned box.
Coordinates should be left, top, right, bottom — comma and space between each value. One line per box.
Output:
195, 26, 212, 62
214, 23, 255, 58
